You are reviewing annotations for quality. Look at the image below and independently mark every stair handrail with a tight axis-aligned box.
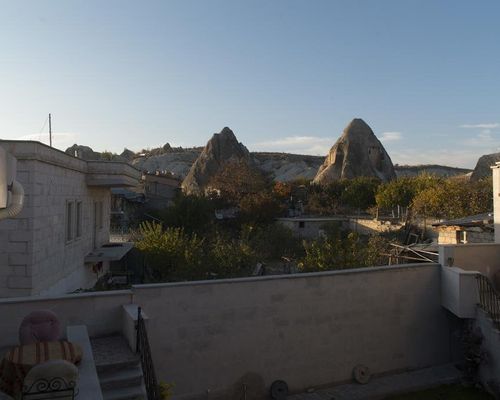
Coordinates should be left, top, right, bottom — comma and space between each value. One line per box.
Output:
476, 273, 500, 330
136, 307, 161, 400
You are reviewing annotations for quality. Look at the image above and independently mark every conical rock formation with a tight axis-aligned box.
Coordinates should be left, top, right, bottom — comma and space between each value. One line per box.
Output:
470, 152, 500, 181
182, 127, 255, 194
313, 118, 396, 184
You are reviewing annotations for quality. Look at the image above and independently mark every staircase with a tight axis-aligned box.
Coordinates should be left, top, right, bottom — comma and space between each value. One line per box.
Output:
91, 335, 147, 400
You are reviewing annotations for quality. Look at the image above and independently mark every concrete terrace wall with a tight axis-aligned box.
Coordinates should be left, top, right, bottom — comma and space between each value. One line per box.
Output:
0, 290, 132, 348
439, 243, 500, 281
133, 263, 452, 399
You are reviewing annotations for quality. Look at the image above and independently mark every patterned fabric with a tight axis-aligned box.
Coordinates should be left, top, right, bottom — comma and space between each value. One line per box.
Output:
0, 341, 82, 397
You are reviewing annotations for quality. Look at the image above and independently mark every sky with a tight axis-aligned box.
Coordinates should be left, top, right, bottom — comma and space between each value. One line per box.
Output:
1, 0, 500, 168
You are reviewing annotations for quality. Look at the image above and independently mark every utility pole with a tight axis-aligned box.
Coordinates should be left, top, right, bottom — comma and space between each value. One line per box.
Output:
48, 113, 52, 147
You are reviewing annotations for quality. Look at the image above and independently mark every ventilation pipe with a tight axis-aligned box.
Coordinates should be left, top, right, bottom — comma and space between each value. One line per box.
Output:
0, 146, 25, 220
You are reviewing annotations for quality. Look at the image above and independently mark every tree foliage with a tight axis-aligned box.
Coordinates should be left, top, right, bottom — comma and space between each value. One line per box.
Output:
135, 221, 205, 281
208, 160, 269, 204
412, 177, 492, 219
298, 228, 395, 272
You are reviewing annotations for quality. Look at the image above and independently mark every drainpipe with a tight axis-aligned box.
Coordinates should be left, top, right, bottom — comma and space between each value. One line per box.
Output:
0, 180, 25, 220
0, 147, 25, 220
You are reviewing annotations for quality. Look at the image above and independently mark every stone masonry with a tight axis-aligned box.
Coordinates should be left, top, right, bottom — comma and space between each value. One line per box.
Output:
0, 141, 140, 297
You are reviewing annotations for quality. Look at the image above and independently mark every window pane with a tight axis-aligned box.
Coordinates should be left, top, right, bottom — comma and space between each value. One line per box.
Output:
66, 202, 73, 241
76, 202, 82, 238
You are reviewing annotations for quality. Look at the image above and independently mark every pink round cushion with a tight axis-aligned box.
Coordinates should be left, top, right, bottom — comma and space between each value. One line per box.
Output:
18, 310, 61, 345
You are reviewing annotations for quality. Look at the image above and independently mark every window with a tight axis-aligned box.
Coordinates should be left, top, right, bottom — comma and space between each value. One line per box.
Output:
457, 230, 467, 244
95, 201, 104, 230
299, 221, 305, 229
76, 201, 82, 238
99, 201, 104, 229
66, 201, 74, 242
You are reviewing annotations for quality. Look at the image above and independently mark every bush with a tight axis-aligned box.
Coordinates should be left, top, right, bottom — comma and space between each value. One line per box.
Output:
135, 221, 205, 281
241, 223, 303, 261
207, 233, 256, 278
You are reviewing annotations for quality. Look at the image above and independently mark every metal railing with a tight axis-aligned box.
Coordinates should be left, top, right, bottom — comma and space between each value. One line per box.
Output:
476, 274, 500, 330
136, 307, 161, 400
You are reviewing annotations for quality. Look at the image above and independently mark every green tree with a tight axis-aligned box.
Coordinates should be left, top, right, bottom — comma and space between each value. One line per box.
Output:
412, 177, 492, 219
207, 232, 256, 278
341, 177, 381, 212
135, 221, 205, 281
158, 193, 217, 235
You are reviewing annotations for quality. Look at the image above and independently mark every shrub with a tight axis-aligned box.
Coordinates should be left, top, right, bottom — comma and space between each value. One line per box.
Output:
135, 221, 205, 281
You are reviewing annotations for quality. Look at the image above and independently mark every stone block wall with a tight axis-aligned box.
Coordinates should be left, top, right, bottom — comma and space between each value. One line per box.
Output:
0, 142, 115, 297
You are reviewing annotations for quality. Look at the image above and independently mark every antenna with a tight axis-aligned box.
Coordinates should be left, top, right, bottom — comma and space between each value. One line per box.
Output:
49, 113, 52, 147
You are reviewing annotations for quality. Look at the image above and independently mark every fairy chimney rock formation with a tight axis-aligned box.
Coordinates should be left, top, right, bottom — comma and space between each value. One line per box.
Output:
313, 118, 396, 184
181, 127, 254, 194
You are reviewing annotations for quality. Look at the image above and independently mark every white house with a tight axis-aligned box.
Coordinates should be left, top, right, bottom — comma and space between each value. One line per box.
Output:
0, 140, 141, 297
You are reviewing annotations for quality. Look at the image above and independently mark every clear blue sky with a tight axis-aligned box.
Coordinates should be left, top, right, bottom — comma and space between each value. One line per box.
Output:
1, 0, 499, 168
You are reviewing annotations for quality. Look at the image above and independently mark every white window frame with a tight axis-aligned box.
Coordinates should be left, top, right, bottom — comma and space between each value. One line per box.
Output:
76, 201, 83, 239
66, 200, 74, 243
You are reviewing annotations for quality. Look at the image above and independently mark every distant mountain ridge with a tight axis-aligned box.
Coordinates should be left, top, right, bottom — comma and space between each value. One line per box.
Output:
65, 142, 471, 182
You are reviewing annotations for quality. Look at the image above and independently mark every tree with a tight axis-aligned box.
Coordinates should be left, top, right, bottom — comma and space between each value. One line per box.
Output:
341, 177, 381, 212
158, 193, 217, 235
135, 221, 206, 281
208, 160, 269, 204
238, 192, 284, 224
412, 177, 492, 219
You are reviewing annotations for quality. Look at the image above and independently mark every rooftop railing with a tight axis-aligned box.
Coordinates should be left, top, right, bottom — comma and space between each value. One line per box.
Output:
476, 274, 500, 330
136, 307, 160, 400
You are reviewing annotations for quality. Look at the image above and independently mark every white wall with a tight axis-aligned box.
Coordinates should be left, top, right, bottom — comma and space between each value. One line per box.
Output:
0, 290, 132, 348
133, 263, 452, 399
493, 164, 500, 243
441, 266, 479, 318
439, 243, 500, 283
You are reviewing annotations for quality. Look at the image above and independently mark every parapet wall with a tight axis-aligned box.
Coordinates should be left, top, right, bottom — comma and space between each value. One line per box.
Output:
0, 290, 132, 347
0, 264, 452, 399
133, 263, 452, 398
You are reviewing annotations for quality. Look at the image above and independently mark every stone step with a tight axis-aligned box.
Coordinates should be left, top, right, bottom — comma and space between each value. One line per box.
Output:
99, 364, 144, 391
96, 358, 141, 374
102, 384, 146, 400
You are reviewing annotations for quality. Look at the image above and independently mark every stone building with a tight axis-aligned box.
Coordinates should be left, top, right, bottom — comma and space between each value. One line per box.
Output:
0, 140, 141, 297
142, 172, 181, 210
433, 213, 494, 245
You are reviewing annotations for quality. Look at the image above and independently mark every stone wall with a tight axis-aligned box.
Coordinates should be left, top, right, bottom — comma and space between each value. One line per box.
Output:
133, 263, 452, 399
0, 141, 114, 297
437, 226, 494, 245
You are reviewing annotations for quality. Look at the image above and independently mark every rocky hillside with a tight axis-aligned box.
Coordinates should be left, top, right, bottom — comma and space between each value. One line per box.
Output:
470, 152, 500, 181
394, 165, 471, 178
132, 149, 201, 178
253, 152, 323, 181
314, 118, 396, 184
66, 130, 473, 183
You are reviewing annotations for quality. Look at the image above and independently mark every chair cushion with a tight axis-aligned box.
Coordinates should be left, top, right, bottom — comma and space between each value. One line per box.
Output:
23, 360, 78, 394
19, 310, 61, 345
